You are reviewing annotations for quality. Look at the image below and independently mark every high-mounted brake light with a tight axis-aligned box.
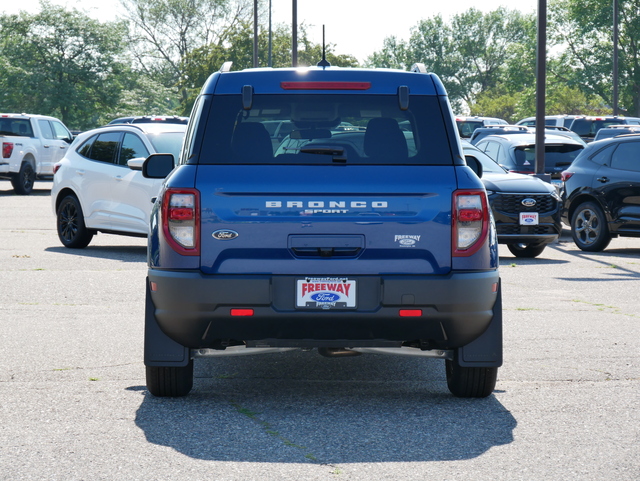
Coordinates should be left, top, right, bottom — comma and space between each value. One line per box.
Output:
399, 309, 422, 317
162, 188, 200, 256
452, 190, 489, 257
231, 309, 254, 317
2, 142, 13, 159
280, 81, 371, 90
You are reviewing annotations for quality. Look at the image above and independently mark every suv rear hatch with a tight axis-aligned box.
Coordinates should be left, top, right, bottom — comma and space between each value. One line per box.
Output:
196, 164, 456, 276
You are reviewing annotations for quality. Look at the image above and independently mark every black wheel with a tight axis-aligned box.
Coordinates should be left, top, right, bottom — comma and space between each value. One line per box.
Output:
445, 360, 498, 398
146, 361, 194, 397
11, 162, 36, 195
571, 201, 611, 252
56, 195, 94, 248
507, 243, 546, 258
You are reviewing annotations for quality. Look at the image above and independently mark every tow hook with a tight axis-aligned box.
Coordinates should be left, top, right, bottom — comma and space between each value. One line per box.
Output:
317, 347, 361, 358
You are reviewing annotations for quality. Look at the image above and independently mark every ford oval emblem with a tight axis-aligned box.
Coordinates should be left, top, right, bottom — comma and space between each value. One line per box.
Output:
521, 198, 537, 207
311, 292, 340, 302
212, 229, 239, 240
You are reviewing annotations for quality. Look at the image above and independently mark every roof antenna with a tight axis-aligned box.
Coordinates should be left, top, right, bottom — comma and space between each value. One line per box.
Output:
317, 25, 331, 68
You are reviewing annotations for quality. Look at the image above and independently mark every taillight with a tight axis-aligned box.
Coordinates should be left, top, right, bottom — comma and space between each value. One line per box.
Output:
452, 190, 489, 257
162, 188, 200, 256
53, 162, 62, 175
561, 171, 574, 182
2, 142, 13, 159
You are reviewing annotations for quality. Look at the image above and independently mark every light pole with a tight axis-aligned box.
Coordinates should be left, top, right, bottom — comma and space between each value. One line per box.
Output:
613, 0, 619, 115
253, 0, 258, 68
534, 0, 548, 181
268, 0, 272, 67
292, 0, 298, 67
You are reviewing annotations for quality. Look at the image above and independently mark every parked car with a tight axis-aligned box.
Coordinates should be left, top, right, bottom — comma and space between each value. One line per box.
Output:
569, 116, 640, 143
455, 116, 507, 138
474, 133, 584, 188
516, 114, 580, 129
561, 134, 640, 251
141, 62, 502, 398
108, 115, 189, 125
51, 123, 186, 248
593, 124, 640, 142
469, 125, 586, 147
463, 141, 562, 258
0, 113, 73, 194
469, 125, 530, 144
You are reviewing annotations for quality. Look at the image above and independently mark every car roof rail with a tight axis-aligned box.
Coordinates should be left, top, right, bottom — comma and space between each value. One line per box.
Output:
100, 123, 145, 131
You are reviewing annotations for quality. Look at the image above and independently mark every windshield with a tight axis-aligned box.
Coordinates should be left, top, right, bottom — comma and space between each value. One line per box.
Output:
147, 132, 185, 160
464, 148, 506, 173
195, 94, 455, 165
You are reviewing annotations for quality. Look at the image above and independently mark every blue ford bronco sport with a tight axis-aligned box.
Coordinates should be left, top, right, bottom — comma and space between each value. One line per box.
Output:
142, 62, 502, 398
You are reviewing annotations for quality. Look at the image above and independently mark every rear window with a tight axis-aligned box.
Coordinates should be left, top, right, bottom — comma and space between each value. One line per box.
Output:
457, 121, 484, 138
514, 144, 583, 171
571, 118, 625, 137
195, 94, 454, 165
0, 119, 34, 137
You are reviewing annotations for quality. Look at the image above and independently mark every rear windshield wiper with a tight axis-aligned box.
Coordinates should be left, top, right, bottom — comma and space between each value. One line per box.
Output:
299, 146, 347, 163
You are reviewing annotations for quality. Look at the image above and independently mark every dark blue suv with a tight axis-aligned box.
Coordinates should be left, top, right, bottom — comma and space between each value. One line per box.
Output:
142, 63, 502, 398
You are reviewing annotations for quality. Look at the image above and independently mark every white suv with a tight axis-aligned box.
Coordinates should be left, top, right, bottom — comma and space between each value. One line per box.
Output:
51, 123, 186, 248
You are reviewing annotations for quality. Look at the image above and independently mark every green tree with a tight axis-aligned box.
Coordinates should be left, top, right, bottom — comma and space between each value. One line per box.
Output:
549, 0, 640, 115
366, 8, 534, 114
120, 0, 252, 104
178, 22, 358, 115
0, 1, 128, 129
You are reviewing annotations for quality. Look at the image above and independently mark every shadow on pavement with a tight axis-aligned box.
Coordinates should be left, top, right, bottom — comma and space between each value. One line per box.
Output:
132, 351, 516, 463
45, 244, 146, 262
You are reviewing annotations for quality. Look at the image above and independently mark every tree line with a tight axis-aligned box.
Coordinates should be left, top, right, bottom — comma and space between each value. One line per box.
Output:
0, 0, 636, 130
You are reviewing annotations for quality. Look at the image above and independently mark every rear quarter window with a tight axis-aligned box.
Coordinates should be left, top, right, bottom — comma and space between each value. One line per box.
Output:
611, 141, 640, 172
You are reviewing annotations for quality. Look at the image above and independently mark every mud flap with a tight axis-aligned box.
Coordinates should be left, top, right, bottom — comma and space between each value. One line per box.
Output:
144, 279, 191, 367
457, 279, 503, 367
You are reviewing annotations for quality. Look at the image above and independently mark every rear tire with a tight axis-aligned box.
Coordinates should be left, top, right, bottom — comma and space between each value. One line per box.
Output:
11, 162, 35, 195
57, 195, 94, 248
445, 360, 498, 398
507, 243, 546, 258
571, 201, 611, 252
146, 361, 194, 397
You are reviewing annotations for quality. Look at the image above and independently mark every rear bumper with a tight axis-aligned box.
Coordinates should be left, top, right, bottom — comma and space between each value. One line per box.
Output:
146, 269, 500, 350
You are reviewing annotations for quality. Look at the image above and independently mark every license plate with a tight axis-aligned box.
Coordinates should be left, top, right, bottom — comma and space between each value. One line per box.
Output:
296, 277, 356, 309
520, 212, 539, 225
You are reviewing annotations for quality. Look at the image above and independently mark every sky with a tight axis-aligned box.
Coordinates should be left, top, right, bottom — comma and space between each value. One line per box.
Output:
2, 0, 538, 62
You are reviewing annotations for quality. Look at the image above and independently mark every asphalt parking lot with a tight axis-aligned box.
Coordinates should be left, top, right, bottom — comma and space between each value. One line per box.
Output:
1, 181, 638, 480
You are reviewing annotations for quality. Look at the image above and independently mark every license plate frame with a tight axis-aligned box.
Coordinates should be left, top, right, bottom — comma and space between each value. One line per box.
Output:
295, 277, 357, 310
520, 212, 539, 225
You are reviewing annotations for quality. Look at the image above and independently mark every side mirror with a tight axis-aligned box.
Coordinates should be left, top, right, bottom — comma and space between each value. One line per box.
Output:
127, 157, 146, 171
143, 153, 175, 179
465, 155, 483, 178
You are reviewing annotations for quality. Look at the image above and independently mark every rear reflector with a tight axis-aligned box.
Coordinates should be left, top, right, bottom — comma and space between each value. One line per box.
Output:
280, 81, 371, 90
231, 309, 254, 317
399, 309, 422, 317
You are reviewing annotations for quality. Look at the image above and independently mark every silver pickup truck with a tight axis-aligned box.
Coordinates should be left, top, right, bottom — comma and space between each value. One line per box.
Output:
0, 113, 73, 194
